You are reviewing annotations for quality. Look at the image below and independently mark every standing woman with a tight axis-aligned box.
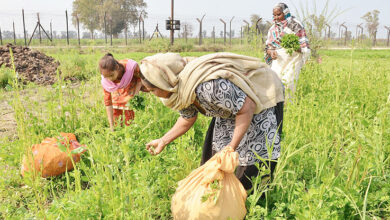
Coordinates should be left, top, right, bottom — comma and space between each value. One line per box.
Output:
99, 53, 142, 130
140, 52, 284, 190
265, 3, 310, 95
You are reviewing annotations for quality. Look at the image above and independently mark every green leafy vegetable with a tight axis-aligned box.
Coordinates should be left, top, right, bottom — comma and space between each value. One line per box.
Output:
280, 34, 300, 55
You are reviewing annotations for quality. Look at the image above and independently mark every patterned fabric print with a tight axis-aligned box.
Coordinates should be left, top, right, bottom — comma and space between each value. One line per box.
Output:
179, 78, 281, 166
264, 17, 310, 65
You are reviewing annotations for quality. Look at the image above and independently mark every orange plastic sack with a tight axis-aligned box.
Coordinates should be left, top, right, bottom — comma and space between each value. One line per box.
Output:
171, 147, 247, 220
21, 133, 86, 178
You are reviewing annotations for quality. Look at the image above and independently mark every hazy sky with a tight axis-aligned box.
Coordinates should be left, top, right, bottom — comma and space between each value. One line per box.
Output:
0, 0, 389, 38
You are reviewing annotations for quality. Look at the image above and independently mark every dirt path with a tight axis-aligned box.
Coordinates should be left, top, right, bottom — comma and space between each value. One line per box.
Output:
0, 99, 17, 140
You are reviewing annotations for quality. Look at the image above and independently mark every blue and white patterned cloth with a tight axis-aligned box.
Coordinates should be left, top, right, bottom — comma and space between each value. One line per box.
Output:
179, 78, 281, 166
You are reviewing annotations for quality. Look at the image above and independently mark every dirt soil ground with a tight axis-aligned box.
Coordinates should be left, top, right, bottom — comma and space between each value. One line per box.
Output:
0, 43, 60, 85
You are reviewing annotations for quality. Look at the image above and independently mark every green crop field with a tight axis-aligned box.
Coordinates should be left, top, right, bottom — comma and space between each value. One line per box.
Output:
0, 48, 389, 219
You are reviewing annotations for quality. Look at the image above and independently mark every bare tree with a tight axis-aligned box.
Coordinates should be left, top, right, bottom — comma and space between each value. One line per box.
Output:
361, 10, 380, 45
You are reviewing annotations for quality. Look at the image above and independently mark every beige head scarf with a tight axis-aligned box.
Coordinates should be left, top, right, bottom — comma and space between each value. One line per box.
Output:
140, 52, 284, 114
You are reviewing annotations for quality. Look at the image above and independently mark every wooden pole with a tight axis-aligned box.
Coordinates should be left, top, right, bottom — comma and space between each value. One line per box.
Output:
197, 15, 205, 45
385, 26, 390, 47
0, 27, 2, 45
13, 21, 16, 45
125, 24, 128, 45
170, 0, 174, 45
37, 13, 42, 44
220, 19, 226, 45
138, 15, 141, 43
110, 17, 113, 46
213, 26, 215, 44
184, 24, 188, 43
76, 15, 80, 46
65, 10, 69, 45
104, 12, 107, 44
142, 18, 145, 41
22, 9, 27, 46
229, 16, 234, 46
50, 21, 53, 40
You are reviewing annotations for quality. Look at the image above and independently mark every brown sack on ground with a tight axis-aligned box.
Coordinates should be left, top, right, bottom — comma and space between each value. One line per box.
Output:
21, 133, 86, 178
171, 147, 247, 220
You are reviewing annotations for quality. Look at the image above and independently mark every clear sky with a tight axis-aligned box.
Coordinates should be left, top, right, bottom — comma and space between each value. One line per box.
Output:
0, 0, 389, 38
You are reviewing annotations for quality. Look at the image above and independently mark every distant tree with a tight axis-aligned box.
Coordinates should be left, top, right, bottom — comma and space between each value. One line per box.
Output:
181, 22, 193, 38
361, 10, 380, 42
72, 0, 101, 39
82, 32, 91, 39
202, 30, 207, 38
100, 0, 147, 38
73, 0, 147, 39
220, 31, 223, 38
2, 31, 14, 39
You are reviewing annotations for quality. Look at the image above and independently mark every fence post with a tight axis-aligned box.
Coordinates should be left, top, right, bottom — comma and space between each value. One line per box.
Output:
104, 12, 107, 44
76, 15, 80, 46
13, 21, 16, 45
385, 26, 390, 47
37, 13, 42, 44
138, 15, 142, 44
240, 26, 242, 44
219, 19, 226, 45
50, 21, 53, 40
229, 16, 234, 46
213, 26, 215, 44
0, 27, 2, 45
196, 14, 205, 46
65, 10, 69, 46
184, 24, 188, 43
125, 24, 128, 45
110, 17, 113, 46
22, 9, 27, 46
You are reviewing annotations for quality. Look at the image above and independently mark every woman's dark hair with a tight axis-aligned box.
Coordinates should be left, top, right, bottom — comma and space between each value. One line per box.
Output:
99, 53, 119, 73
139, 71, 157, 88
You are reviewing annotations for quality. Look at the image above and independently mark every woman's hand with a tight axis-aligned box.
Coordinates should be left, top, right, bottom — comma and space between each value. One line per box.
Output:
146, 138, 167, 155
145, 116, 198, 156
268, 50, 278, 59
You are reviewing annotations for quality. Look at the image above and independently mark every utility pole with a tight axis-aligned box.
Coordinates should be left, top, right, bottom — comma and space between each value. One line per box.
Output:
229, 16, 234, 46
170, 0, 174, 45
196, 14, 206, 45
220, 19, 226, 45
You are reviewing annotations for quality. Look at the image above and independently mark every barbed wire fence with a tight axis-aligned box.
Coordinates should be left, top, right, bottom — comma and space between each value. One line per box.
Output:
0, 9, 389, 47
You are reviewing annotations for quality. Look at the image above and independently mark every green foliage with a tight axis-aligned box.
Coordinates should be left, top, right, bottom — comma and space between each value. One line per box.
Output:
281, 34, 301, 55
0, 66, 15, 90
127, 95, 145, 110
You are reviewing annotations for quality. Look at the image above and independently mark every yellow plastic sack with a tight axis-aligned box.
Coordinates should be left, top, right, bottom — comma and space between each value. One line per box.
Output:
21, 133, 86, 178
171, 147, 247, 220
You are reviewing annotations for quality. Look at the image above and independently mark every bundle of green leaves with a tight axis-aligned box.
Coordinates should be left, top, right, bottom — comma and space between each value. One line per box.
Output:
127, 95, 146, 110
280, 34, 301, 55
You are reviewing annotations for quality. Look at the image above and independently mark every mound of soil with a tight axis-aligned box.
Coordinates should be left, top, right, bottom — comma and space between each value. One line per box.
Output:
0, 44, 60, 85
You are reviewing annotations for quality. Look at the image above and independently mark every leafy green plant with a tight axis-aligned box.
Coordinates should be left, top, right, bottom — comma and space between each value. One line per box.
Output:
280, 34, 301, 55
